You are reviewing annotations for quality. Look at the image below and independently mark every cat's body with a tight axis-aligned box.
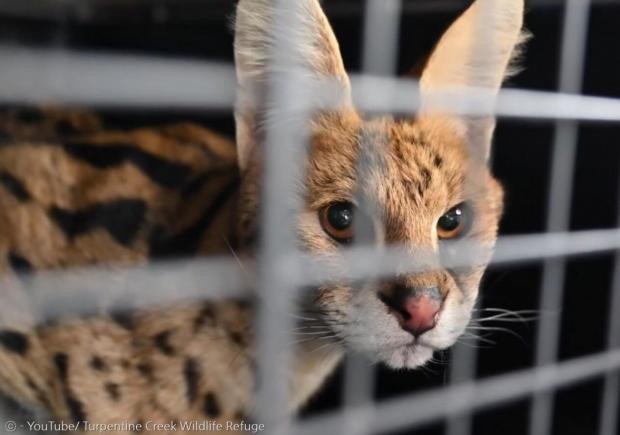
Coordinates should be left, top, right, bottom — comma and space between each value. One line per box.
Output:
0, 0, 526, 432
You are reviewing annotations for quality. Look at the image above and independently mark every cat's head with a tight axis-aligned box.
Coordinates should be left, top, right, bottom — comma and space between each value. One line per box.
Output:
234, 0, 525, 368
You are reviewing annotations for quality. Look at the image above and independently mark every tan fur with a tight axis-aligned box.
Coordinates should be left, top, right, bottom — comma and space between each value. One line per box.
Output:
0, 0, 526, 431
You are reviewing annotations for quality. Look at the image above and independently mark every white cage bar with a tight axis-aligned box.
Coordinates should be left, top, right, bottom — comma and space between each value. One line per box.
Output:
0, 1, 619, 435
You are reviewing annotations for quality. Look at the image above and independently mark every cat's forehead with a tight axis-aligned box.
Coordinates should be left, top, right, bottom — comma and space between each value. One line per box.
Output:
306, 113, 469, 210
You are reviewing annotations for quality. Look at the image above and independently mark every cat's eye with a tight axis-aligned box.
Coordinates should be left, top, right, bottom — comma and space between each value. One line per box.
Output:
437, 204, 468, 239
320, 202, 355, 244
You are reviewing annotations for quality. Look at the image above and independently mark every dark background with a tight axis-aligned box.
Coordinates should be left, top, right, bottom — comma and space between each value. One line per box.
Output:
0, 0, 619, 434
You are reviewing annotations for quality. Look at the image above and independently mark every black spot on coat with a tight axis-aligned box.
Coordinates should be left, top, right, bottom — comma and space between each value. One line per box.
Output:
66, 394, 87, 423
16, 108, 44, 123
229, 332, 244, 346
183, 358, 201, 404
64, 142, 191, 189
0, 330, 29, 354
0, 130, 10, 143
55, 120, 81, 136
0, 170, 31, 201
193, 304, 215, 331
8, 253, 32, 274
53, 353, 69, 380
153, 331, 175, 356
203, 392, 221, 418
49, 199, 147, 246
149, 177, 239, 257
181, 169, 232, 198
137, 363, 154, 380
109, 309, 135, 330
90, 356, 107, 372
105, 383, 121, 401
53, 352, 87, 423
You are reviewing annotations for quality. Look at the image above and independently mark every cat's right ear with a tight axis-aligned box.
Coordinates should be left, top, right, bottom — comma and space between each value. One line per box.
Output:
233, 0, 352, 170
419, 0, 526, 161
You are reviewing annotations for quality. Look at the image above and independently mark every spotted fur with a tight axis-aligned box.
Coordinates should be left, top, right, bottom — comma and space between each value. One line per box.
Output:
0, 0, 526, 432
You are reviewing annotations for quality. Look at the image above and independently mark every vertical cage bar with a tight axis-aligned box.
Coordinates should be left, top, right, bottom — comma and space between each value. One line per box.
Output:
361, 0, 402, 76
598, 174, 620, 435
446, 339, 478, 435
342, 2, 402, 434
254, 1, 308, 433
446, 0, 506, 432
529, 1, 591, 435
342, 354, 376, 435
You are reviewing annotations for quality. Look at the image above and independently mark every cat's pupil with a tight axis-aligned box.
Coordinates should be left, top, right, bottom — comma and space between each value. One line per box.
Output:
438, 207, 462, 231
328, 202, 353, 230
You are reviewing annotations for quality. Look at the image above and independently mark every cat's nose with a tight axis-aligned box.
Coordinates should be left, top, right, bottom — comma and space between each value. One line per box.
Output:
380, 286, 443, 337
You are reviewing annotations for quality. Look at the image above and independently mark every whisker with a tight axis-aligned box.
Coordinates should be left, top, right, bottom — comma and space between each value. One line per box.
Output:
476, 316, 539, 323
310, 339, 344, 354
291, 325, 331, 331
466, 325, 526, 343
222, 235, 253, 283
290, 313, 320, 322
292, 330, 333, 336
459, 332, 497, 345
454, 339, 493, 349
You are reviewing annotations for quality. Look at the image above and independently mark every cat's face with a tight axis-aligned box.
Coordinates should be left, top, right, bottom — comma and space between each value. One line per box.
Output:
234, 0, 524, 368
293, 112, 503, 368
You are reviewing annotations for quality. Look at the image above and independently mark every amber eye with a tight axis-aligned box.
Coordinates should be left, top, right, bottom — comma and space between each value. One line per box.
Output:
320, 202, 355, 244
437, 204, 468, 239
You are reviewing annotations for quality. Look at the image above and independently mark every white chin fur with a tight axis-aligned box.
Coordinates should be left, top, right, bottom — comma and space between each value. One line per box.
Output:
324, 285, 472, 369
378, 344, 435, 369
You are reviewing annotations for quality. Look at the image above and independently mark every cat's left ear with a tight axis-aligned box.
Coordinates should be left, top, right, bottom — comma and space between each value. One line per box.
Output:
419, 0, 526, 160
234, 0, 352, 170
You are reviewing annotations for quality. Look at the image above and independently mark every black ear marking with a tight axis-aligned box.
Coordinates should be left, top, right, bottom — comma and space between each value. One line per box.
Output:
0, 330, 29, 355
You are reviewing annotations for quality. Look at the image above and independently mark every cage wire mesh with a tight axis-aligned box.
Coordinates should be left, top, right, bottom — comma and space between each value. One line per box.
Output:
0, 0, 619, 434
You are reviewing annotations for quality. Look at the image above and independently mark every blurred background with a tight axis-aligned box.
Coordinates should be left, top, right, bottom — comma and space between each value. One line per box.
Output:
0, 0, 619, 434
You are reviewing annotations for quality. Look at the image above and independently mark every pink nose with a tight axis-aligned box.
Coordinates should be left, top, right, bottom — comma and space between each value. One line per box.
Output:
380, 287, 443, 337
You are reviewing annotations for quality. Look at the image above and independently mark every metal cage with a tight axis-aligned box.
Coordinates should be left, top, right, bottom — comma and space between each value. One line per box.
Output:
0, 1, 619, 434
